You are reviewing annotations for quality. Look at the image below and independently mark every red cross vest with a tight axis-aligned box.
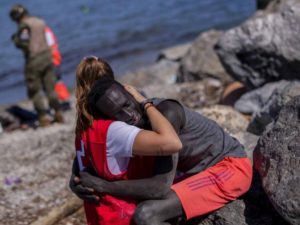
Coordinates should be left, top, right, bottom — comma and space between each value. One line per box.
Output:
75, 119, 154, 225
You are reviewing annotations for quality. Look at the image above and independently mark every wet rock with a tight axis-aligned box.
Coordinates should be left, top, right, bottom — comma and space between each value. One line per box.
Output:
254, 96, 300, 225
247, 81, 300, 135
177, 30, 232, 85
216, 1, 300, 89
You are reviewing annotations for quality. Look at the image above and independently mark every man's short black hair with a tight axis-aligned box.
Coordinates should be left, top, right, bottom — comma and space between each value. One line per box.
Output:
88, 76, 123, 119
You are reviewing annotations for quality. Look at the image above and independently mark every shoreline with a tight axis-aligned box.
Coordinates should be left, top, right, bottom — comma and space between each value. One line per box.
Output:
0, 40, 191, 107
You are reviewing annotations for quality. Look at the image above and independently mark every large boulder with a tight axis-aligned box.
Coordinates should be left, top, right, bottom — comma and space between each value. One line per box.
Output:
216, 1, 300, 89
248, 81, 300, 135
176, 30, 232, 85
256, 0, 275, 9
253, 96, 300, 225
234, 80, 290, 114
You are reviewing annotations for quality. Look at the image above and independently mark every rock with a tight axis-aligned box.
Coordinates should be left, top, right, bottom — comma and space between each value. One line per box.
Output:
157, 43, 191, 62
232, 132, 260, 162
119, 59, 178, 88
142, 78, 223, 109
198, 105, 249, 135
234, 80, 290, 114
263, 0, 294, 13
216, 1, 300, 89
191, 199, 248, 225
256, 0, 275, 10
253, 96, 300, 225
247, 81, 300, 135
189, 195, 287, 225
177, 30, 232, 85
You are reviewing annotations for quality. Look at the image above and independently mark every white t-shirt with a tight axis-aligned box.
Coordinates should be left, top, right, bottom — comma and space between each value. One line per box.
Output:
106, 121, 141, 175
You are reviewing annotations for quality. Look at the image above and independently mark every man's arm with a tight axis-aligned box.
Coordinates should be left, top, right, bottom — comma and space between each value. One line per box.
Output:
80, 154, 178, 200
12, 24, 30, 50
78, 100, 185, 200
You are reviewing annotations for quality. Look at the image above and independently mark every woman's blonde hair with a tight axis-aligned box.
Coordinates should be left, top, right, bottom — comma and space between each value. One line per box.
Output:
75, 57, 114, 135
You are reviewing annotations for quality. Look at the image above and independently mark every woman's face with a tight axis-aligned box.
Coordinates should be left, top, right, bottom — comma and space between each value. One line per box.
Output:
95, 84, 145, 127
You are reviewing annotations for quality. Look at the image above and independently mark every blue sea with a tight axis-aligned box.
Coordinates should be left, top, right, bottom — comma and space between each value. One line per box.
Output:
0, 0, 256, 104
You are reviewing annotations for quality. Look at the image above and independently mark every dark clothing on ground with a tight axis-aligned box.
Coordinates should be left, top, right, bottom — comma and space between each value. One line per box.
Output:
0, 106, 37, 131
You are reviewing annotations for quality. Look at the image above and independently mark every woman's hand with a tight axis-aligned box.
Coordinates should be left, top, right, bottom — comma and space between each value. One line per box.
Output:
123, 84, 146, 103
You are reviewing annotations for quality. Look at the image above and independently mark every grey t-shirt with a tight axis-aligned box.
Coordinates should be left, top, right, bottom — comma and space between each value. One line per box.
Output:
154, 98, 247, 174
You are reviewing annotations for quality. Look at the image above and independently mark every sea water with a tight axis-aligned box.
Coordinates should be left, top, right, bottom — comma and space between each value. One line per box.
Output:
0, 0, 255, 104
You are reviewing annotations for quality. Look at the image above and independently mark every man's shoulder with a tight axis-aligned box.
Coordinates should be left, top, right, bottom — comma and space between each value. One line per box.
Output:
22, 15, 46, 26
154, 99, 186, 128
153, 98, 182, 107
155, 99, 183, 112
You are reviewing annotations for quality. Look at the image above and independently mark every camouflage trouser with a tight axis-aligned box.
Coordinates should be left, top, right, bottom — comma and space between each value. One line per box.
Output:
25, 51, 60, 117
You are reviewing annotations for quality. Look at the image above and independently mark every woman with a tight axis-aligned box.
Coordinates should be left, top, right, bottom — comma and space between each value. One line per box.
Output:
74, 56, 182, 225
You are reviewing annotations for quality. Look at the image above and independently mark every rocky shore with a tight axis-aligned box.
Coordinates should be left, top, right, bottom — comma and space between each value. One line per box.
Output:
1, 0, 299, 224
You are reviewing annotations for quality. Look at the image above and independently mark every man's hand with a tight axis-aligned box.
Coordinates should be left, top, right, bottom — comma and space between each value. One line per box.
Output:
69, 157, 100, 204
69, 173, 100, 204
79, 169, 107, 194
11, 33, 17, 41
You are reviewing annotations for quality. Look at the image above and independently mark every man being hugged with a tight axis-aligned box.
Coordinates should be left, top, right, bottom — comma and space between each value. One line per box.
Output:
71, 57, 252, 225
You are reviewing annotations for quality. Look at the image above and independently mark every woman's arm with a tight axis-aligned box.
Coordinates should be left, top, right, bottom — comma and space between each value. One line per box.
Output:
124, 85, 182, 156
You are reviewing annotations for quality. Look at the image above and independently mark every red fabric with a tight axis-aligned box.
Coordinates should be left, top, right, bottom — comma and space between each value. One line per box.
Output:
44, 26, 62, 66
76, 120, 154, 225
171, 157, 252, 219
54, 81, 70, 101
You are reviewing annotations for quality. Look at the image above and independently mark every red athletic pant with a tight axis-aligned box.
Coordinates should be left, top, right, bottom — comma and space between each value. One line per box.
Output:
171, 157, 252, 219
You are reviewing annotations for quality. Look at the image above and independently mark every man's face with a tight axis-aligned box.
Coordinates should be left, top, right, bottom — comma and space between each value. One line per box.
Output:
96, 83, 145, 127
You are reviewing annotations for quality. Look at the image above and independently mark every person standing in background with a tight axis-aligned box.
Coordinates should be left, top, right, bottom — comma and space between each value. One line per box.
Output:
9, 4, 64, 126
